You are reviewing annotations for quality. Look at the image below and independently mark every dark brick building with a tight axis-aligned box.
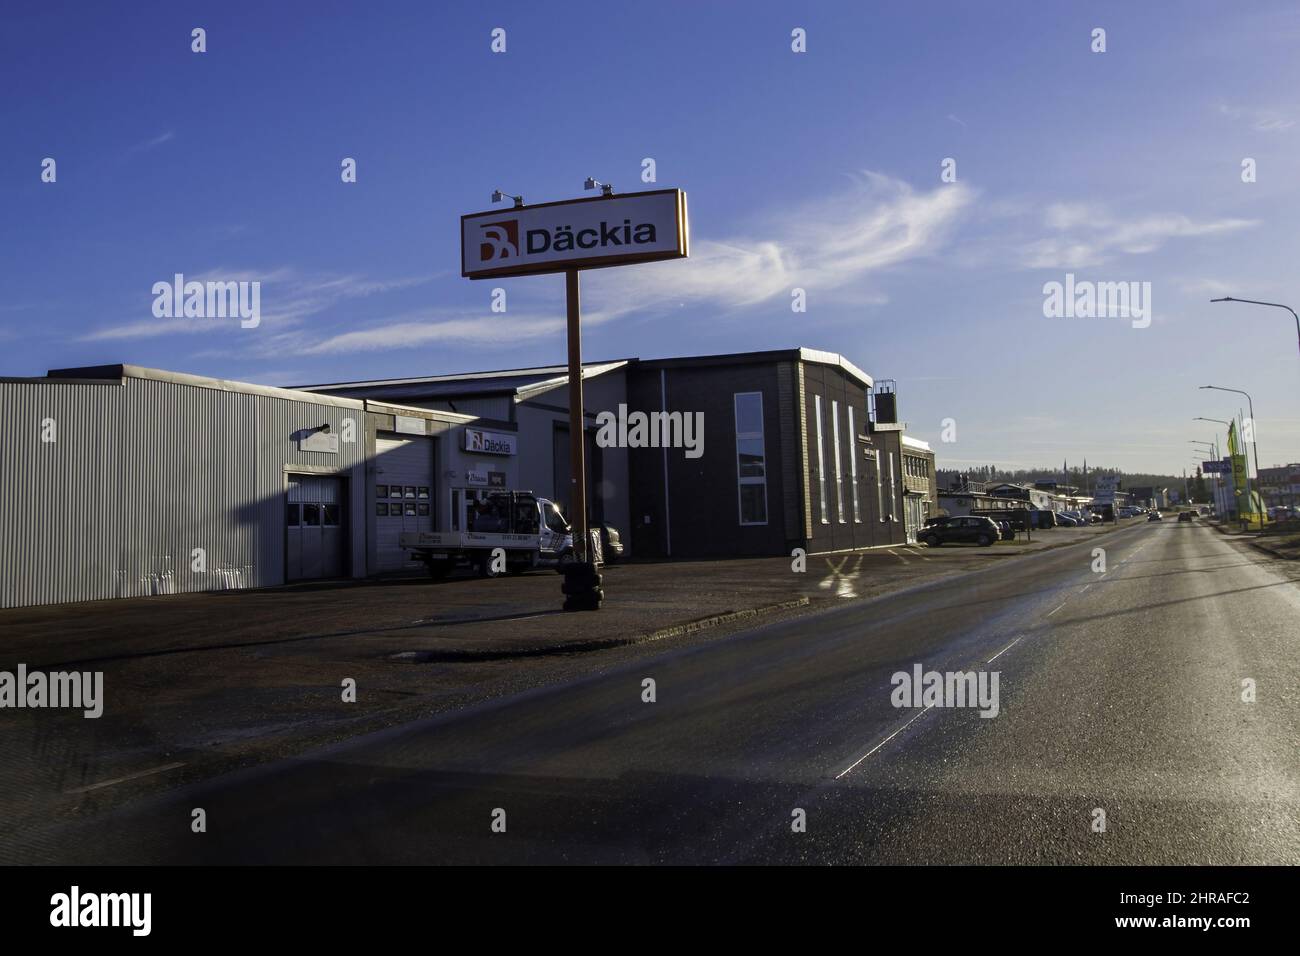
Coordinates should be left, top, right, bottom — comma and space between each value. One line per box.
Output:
626, 349, 908, 558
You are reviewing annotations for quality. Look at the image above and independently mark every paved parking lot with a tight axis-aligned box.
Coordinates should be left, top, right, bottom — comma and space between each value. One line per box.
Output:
0, 519, 1138, 832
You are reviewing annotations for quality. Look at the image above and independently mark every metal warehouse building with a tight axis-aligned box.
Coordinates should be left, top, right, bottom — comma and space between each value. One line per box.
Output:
0, 365, 495, 609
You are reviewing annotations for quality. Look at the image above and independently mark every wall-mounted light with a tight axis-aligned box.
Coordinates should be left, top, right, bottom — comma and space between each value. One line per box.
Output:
492, 189, 525, 208
584, 177, 614, 197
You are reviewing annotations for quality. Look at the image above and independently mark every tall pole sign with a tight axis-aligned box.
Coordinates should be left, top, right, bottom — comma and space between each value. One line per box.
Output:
461, 187, 689, 610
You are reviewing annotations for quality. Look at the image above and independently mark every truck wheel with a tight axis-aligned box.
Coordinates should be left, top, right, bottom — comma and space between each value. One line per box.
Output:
477, 555, 506, 579
426, 560, 453, 580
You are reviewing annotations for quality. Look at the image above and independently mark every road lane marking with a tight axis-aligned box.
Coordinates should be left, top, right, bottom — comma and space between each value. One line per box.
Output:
1046, 602, 1067, 617
987, 636, 1022, 663
64, 761, 186, 794
835, 705, 935, 779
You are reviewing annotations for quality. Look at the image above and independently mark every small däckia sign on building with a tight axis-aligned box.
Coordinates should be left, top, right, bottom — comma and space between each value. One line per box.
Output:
461, 188, 688, 280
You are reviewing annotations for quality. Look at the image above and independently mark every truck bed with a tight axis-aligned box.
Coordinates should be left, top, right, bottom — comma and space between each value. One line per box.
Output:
399, 531, 540, 550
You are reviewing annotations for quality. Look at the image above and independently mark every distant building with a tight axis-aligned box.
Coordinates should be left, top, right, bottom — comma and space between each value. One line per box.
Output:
1257, 464, 1300, 509
901, 436, 937, 543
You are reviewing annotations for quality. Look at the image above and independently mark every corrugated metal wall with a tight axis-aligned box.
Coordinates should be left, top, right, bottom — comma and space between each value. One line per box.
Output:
0, 374, 365, 609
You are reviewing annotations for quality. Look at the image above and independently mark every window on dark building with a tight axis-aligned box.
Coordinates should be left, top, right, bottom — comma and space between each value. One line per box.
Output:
735, 392, 768, 526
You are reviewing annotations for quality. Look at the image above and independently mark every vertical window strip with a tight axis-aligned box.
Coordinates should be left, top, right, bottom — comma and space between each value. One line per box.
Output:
848, 406, 860, 522
735, 392, 768, 526
832, 400, 844, 523
815, 395, 828, 524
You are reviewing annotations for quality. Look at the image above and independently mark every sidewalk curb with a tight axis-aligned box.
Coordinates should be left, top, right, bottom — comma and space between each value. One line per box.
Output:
1248, 540, 1297, 560
391, 597, 812, 662
1207, 520, 1296, 559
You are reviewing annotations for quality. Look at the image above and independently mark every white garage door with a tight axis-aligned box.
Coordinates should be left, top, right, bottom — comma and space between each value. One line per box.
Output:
374, 436, 434, 572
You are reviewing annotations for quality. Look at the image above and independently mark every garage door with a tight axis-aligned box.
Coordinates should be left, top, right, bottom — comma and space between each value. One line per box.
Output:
286, 476, 346, 581
374, 436, 435, 572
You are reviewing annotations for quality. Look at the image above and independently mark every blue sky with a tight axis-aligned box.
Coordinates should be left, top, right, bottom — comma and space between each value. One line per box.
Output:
4, 0, 1299, 476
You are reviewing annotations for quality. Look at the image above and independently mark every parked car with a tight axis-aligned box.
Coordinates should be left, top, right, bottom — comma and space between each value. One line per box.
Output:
1147, 511, 1163, 521
1089, 513, 1104, 524
1055, 513, 1079, 527
921, 515, 1000, 547
1177, 511, 1193, 523
598, 525, 624, 562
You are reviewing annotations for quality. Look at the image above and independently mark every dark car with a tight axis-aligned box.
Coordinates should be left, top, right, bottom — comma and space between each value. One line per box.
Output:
1177, 511, 1193, 523
1147, 512, 1163, 521
921, 515, 1000, 547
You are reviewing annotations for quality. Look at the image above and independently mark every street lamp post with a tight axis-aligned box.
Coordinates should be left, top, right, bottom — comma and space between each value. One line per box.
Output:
1210, 296, 1300, 362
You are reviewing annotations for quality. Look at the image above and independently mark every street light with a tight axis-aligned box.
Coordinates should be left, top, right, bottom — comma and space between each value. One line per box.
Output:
1200, 385, 1262, 483
1210, 296, 1300, 361
491, 189, 525, 208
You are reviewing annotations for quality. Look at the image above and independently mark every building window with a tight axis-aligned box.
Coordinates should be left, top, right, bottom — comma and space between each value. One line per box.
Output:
814, 394, 828, 524
848, 406, 861, 522
876, 449, 885, 521
832, 400, 845, 523
735, 392, 768, 526
889, 452, 898, 522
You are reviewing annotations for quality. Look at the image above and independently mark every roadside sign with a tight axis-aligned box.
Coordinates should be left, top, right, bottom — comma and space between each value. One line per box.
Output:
461, 189, 688, 280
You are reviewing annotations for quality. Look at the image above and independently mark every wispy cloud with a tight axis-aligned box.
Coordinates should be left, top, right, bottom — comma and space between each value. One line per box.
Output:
300, 310, 564, 355
80, 269, 436, 341
587, 171, 973, 318
1216, 101, 1296, 132
1021, 203, 1257, 269
124, 131, 176, 156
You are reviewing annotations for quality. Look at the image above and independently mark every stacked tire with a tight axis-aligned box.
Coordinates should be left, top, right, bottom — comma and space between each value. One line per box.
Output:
561, 561, 603, 611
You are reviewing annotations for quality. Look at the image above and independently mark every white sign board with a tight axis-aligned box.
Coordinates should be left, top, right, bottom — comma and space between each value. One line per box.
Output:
461, 189, 688, 279
298, 432, 339, 454
394, 415, 426, 436
464, 427, 516, 456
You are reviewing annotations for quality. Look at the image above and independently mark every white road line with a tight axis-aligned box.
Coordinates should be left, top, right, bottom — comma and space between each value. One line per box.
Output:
888, 549, 909, 565
65, 761, 186, 794
836, 705, 935, 779
987, 636, 1022, 663
1046, 602, 1067, 617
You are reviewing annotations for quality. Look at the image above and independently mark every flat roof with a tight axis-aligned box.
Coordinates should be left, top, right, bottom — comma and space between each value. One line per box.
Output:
635, 347, 873, 390
296, 360, 630, 395
41, 364, 366, 409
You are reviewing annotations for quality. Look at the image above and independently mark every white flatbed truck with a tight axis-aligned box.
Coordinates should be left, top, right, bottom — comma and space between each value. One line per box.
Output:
399, 489, 574, 579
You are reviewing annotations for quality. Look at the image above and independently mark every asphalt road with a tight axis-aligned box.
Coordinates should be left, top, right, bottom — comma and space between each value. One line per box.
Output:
12, 520, 1300, 864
